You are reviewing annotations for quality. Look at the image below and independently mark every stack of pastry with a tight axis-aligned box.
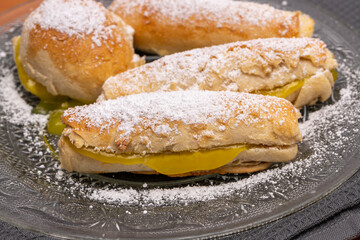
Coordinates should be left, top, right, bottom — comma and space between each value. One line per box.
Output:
14, 0, 338, 177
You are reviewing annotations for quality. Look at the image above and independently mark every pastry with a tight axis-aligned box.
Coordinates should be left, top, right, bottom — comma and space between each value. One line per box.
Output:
15, 0, 144, 103
109, 0, 315, 55
100, 38, 338, 108
59, 91, 302, 176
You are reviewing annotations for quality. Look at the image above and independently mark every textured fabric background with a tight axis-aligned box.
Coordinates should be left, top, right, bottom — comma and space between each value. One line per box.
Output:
308, 0, 360, 32
0, 0, 359, 239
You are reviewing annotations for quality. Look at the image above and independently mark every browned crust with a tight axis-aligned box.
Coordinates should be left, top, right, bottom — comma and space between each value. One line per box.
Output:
62, 93, 301, 155
100, 38, 337, 108
20, 4, 143, 101
109, 0, 314, 55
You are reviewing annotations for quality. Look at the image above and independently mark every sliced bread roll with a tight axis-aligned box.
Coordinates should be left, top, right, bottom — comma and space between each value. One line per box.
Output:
109, 0, 315, 55
100, 38, 338, 108
59, 91, 302, 176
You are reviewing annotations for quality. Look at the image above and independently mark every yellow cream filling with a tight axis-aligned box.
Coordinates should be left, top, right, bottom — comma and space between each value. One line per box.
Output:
255, 69, 337, 98
13, 36, 87, 135
331, 69, 338, 82
13, 36, 64, 101
65, 138, 249, 175
255, 79, 306, 98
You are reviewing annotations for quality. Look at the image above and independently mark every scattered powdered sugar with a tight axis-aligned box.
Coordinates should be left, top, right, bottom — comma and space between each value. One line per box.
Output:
88, 159, 310, 205
300, 89, 350, 137
0, 51, 50, 169
25, 0, 116, 47
110, 0, 292, 29
0, 68, 47, 126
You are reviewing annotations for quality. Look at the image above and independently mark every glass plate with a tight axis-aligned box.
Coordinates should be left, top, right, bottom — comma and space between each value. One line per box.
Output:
0, 0, 360, 239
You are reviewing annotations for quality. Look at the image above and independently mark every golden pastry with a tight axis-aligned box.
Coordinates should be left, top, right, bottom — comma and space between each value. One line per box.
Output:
15, 0, 144, 103
109, 0, 315, 55
100, 38, 338, 108
59, 91, 302, 176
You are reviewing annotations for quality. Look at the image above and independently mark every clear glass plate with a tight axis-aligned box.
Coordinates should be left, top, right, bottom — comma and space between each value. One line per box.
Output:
0, 0, 360, 239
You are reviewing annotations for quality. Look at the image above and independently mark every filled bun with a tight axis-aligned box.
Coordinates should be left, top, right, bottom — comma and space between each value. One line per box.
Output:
100, 38, 337, 108
19, 0, 143, 102
59, 91, 302, 176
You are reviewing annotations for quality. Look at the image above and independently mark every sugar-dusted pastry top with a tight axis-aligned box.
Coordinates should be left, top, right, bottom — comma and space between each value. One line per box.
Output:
25, 0, 123, 47
100, 37, 337, 107
109, 0, 314, 55
20, 0, 143, 102
62, 91, 301, 154
111, 0, 292, 27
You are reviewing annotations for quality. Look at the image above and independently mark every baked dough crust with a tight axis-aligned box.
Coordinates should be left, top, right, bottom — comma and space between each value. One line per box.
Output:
62, 91, 301, 155
20, 0, 144, 102
109, 0, 314, 55
58, 136, 297, 175
100, 38, 337, 108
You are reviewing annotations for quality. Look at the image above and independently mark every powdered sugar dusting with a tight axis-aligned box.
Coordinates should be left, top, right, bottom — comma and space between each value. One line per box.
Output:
0, 68, 47, 126
104, 37, 328, 97
0, 47, 50, 168
111, 0, 291, 28
88, 160, 308, 205
25, 0, 116, 47
64, 91, 290, 139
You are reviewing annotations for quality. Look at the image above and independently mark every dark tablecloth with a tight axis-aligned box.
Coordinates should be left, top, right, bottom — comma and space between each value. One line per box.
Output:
1, 0, 360, 239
